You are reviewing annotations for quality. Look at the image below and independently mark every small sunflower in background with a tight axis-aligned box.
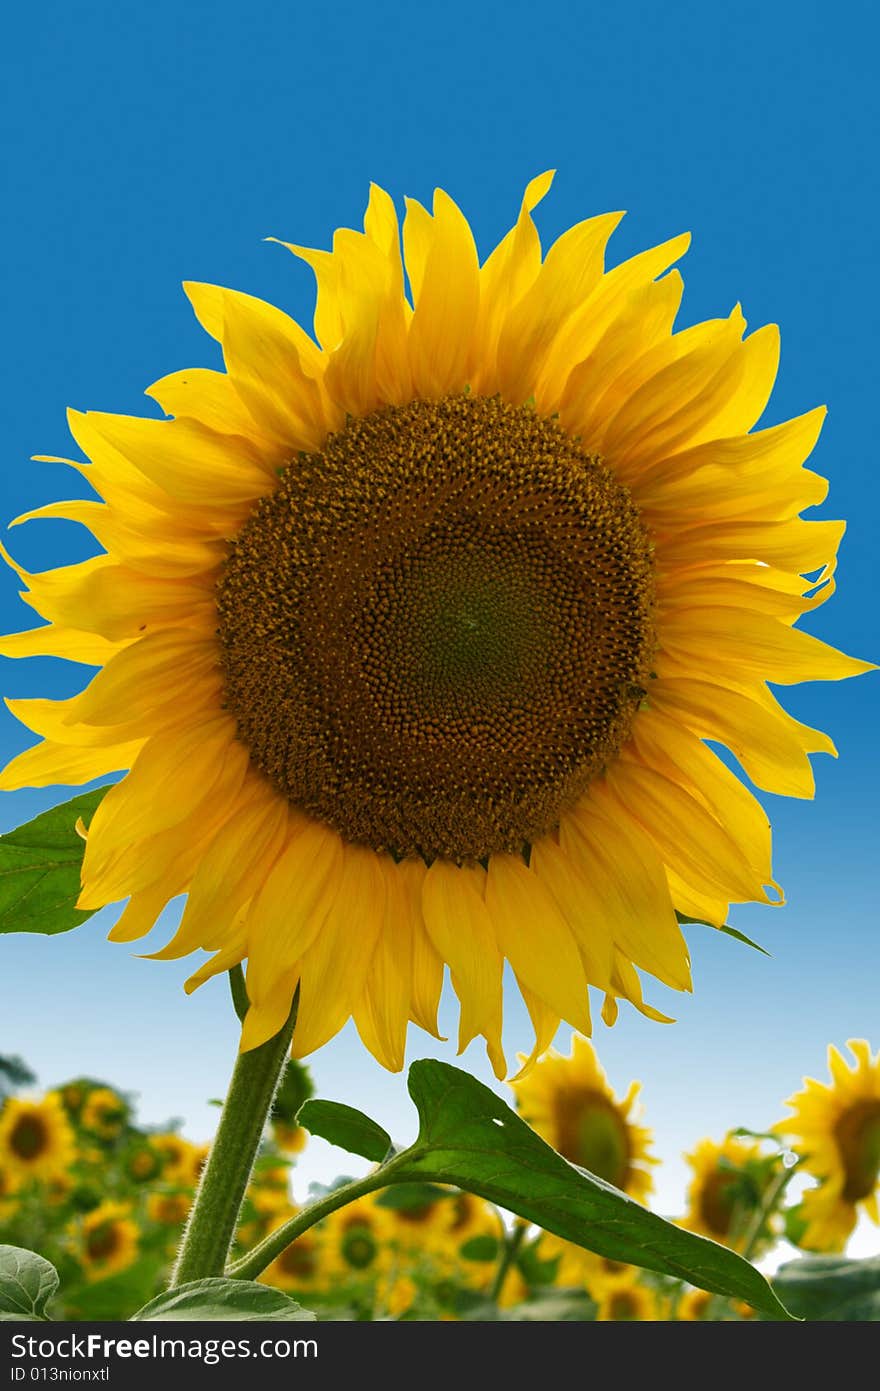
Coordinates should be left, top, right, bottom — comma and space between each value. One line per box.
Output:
76, 1200, 139, 1281
595, 1279, 659, 1321
384, 1190, 456, 1252
321, 1195, 391, 1282
776, 1039, 880, 1252
0, 174, 871, 1077
81, 1087, 129, 1141
0, 1165, 21, 1219
681, 1134, 778, 1252
580, 1253, 641, 1305
271, 1122, 308, 1156
511, 1035, 656, 1195
124, 1141, 163, 1184
260, 1216, 325, 1295
151, 1133, 196, 1185
677, 1286, 715, 1321
0, 1094, 75, 1185
146, 1191, 192, 1226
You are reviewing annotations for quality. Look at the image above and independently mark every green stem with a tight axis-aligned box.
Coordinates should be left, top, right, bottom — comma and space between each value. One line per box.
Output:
740, 1159, 799, 1263
490, 1218, 527, 1303
228, 1164, 411, 1281
171, 987, 297, 1286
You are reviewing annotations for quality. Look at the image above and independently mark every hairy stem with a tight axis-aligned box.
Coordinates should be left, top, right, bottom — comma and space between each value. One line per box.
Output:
170, 986, 297, 1285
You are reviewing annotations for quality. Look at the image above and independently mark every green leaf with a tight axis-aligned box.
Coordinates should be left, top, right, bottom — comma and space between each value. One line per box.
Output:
460, 1234, 500, 1262
375, 1182, 451, 1211
676, 912, 770, 956
0, 788, 109, 936
61, 1257, 165, 1321
131, 1279, 318, 1322
298, 1099, 391, 1163
0, 1246, 60, 1321
771, 1255, 880, 1321
499, 1291, 596, 1322
390, 1060, 792, 1320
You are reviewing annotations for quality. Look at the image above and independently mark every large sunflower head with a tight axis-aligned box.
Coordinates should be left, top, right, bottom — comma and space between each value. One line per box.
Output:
775, 1039, 880, 1251
510, 1034, 655, 1197
1, 175, 872, 1075
0, 1093, 75, 1184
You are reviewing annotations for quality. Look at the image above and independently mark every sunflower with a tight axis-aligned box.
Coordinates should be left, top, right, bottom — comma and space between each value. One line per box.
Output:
146, 1190, 192, 1225
260, 1214, 325, 1293
0, 176, 871, 1075
681, 1135, 776, 1251
0, 1094, 75, 1184
125, 1142, 163, 1183
77, 1200, 139, 1280
443, 1190, 503, 1249
272, 1121, 308, 1156
152, 1133, 196, 1184
384, 1191, 456, 1251
511, 1035, 655, 1196
580, 1253, 641, 1301
677, 1286, 714, 1321
81, 1087, 128, 1141
775, 1039, 880, 1252
595, 1280, 659, 1321
320, 1194, 391, 1279
0, 1164, 21, 1220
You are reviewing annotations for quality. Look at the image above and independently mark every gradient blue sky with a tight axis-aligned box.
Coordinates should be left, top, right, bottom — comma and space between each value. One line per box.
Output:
1, 2, 877, 1254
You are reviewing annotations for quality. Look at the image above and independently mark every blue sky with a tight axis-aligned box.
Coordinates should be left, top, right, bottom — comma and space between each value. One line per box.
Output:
1, 1, 878, 1252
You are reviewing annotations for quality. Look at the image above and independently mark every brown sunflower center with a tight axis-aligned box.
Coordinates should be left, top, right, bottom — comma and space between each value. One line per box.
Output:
553, 1087, 631, 1188
9, 1115, 49, 1161
279, 1239, 317, 1279
835, 1100, 880, 1203
607, 1290, 641, 1320
218, 393, 655, 862
85, 1222, 121, 1262
699, 1169, 742, 1238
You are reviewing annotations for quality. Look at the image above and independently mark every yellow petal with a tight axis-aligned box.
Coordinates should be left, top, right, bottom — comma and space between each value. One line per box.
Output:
406, 189, 480, 397
660, 607, 876, 685
293, 843, 385, 1058
559, 801, 692, 991
245, 820, 343, 1005
421, 859, 505, 1078
0, 737, 142, 791
485, 854, 591, 1034
353, 857, 413, 1072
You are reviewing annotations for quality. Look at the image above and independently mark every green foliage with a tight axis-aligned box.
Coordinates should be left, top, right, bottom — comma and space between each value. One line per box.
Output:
298, 1100, 391, 1162
301, 1059, 792, 1319
0, 1245, 59, 1321
676, 912, 770, 956
132, 1278, 317, 1322
771, 1256, 880, 1321
272, 1058, 314, 1125
0, 1055, 36, 1099
0, 789, 108, 935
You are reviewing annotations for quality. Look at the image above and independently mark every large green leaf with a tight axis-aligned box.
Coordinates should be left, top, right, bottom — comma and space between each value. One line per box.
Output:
298, 1099, 391, 1163
132, 1278, 317, 1322
771, 1255, 880, 1321
388, 1061, 791, 1319
0, 1246, 59, 1321
0, 788, 109, 935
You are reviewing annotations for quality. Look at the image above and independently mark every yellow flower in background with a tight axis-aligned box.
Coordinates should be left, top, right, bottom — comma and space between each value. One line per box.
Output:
152, 1133, 196, 1184
380, 1274, 417, 1318
776, 1039, 880, 1252
125, 1143, 163, 1183
681, 1134, 774, 1251
321, 1194, 391, 1279
595, 1280, 659, 1321
678, 1286, 714, 1321
81, 1087, 128, 1140
77, 1201, 139, 1280
0, 174, 872, 1076
581, 1253, 641, 1301
146, 1191, 192, 1225
512, 1036, 655, 1198
0, 1094, 75, 1184
272, 1122, 308, 1156
260, 1215, 324, 1293
443, 1190, 503, 1249
247, 1163, 292, 1215
0, 1164, 21, 1219
386, 1192, 455, 1251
